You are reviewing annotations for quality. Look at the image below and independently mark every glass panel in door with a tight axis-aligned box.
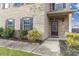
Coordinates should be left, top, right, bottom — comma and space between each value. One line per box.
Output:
51, 20, 58, 35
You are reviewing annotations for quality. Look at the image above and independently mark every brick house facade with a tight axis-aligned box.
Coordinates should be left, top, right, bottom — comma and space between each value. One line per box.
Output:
0, 3, 75, 40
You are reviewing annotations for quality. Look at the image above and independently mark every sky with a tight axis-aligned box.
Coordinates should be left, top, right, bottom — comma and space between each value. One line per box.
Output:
71, 3, 79, 28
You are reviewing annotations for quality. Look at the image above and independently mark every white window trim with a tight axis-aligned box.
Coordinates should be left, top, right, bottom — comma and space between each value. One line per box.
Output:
5, 3, 9, 8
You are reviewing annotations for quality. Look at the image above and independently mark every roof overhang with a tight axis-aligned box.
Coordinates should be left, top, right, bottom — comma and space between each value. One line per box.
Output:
47, 9, 77, 17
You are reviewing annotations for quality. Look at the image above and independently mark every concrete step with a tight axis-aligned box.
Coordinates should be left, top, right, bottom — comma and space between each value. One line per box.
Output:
46, 37, 67, 41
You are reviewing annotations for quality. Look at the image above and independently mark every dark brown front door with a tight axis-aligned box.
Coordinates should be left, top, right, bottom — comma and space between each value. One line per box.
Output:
51, 20, 58, 36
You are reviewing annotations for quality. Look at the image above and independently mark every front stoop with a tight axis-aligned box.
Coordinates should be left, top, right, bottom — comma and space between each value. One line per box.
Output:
32, 38, 61, 56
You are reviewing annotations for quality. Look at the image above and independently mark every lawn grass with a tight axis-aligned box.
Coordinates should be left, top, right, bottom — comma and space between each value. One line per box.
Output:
0, 47, 36, 56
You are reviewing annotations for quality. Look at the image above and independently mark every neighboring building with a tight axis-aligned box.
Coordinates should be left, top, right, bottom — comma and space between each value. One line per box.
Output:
72, 28, 79, 33
0, 3, 75, 40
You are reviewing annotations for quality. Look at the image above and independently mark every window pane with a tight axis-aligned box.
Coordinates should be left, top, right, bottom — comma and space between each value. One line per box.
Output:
24, 20, 29, 24
24, 25, 30, 30
14, 3, 24, 7
7, 26, 14, 29
6, 19, 14, 29
63, 3, 66, 8
55, 4, 63, 10
21, 17, 33, 30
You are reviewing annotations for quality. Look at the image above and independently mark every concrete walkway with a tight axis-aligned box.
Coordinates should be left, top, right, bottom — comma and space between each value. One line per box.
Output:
0, 39, 61, 56
33, 40, 60, 56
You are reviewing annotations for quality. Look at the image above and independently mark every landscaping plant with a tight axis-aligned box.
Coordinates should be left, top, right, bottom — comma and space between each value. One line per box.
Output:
20, 29, 28, 39
27, 29, 41, 42
64, 32, 79, 55
0, 27, 3, 37
1, 28, 14, 38
65, 32, 79, 47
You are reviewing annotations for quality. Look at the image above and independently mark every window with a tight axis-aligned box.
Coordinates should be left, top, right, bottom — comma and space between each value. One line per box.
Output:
55, 3, 64, 10
1, 3, 10, 9
1, 3, 5, 9
52, 3, 66, 10
52, 3, 55, 10
6, 19, 15, 29
20, 17, 33, 30
63, 3, 66, 8
14, 3, 24, 7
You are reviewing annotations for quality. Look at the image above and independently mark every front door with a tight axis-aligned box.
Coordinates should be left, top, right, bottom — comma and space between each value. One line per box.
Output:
51, 19, 58, 36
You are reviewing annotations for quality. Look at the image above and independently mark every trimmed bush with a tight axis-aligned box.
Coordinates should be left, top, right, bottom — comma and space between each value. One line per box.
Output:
0, 27, 3, 37
64, 32, 79, 55
20, 30, 28, 39
1, 28, 14, 38
27, 29, 41, 42
65, 32, 79, 38
65, 32, 79, 47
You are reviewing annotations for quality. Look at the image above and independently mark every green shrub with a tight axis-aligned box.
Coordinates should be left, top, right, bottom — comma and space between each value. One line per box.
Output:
65, 32, 79, 38
1, 28, 14, 38
65, 32, 79, 47
0, 27, 3, 37
27, 29, 41, 42
20, 30, 28, 39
